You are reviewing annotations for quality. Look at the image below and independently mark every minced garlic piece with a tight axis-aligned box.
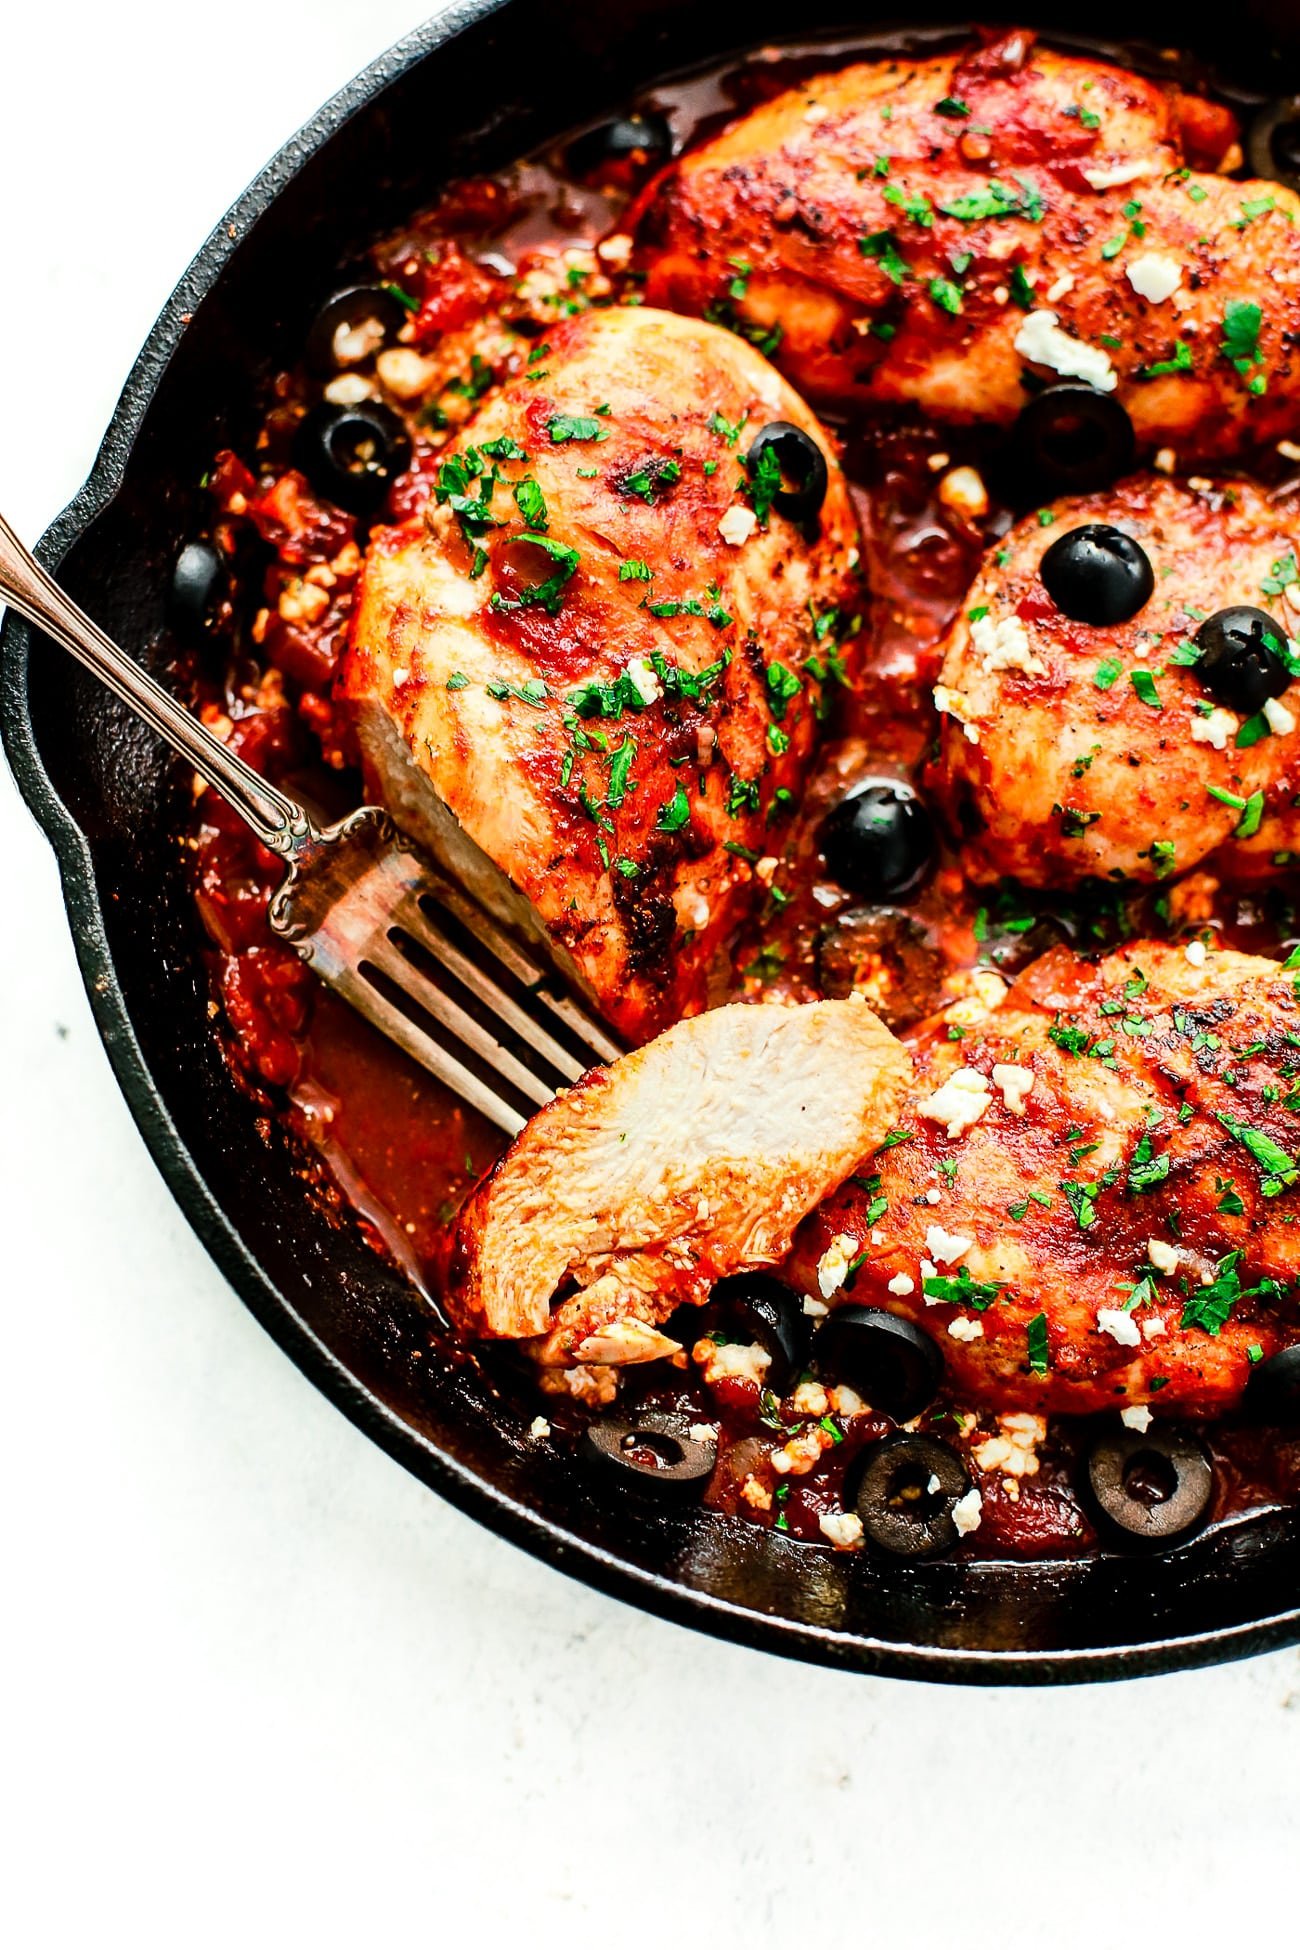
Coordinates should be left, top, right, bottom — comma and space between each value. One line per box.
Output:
718, 504, 758, 546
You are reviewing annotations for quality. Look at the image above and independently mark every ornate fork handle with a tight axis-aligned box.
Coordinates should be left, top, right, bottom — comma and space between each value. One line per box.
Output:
0, 507, 317, 858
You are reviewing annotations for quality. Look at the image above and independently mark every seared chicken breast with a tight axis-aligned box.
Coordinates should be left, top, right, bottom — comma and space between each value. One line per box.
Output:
449, 997, 910, 1365
635, 32, 1300, 452
932, 475, 1300, 886
792, 942, 1300, 1416
341, 306, 861, 1045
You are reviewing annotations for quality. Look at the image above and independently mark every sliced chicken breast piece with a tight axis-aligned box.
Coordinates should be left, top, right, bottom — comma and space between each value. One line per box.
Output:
340, 305, 861, 1045
448, 997, 911, 1365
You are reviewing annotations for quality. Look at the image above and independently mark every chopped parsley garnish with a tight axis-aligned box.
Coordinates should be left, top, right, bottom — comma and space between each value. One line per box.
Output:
934, 96, 970, 117
921, 1265, 1005, 1310
618, 558, 651, 582
883, 183, 935, 228
1009, 263, 1035, 309
605, 736, 637, 810
1094, 656, 1123, 690
1261, 553, 1298, 598
1134, 340, 1194, 381
1220, 300, 1266, 395
622, 458, 681, 504
765, 660, 803, 720
938, 178, 1044, 224
488, 533, 579, 616
929, 275, 964, 315
858, 229, 911, 285
547, 414, 609, 443
1026, 1312, 1049, 1375
707, 409, 747, 446
656, 783, 691, 833
1215, 1113, 1299, 1196
513, 477, 548, 530
1130, 669, 1161, 710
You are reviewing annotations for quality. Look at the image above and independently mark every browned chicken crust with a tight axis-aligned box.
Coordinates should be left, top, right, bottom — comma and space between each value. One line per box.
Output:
932, 474, 1300, 886
449, 997, 911, 1364
791, 942, 1300, 1416
634, 32, 1300, 454
341, 306, 861, 1044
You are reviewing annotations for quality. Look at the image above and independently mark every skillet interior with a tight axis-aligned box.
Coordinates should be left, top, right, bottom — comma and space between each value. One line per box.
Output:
5, 0, 1300, 1682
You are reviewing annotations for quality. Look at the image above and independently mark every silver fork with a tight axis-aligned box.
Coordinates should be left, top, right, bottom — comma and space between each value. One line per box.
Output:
0, 509, 622, 1133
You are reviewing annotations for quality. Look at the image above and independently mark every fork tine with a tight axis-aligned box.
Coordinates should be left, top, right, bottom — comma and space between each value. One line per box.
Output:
325, 962, 527, 1135
386, 890, 589, 1083
412, 877, 623, 1066
359, 932, 559, 1110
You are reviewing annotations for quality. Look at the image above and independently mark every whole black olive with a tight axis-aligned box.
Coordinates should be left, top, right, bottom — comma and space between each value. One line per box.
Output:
294, 400, 412, 516
814, 1307, 943, 1421
1246, 1344, 1300, 1418
1039, 522, 1155, 625
305, 284, 409, 374
819, 778, 934, 900
852, 1432, 973, 1557
1085, 1425, 1213, 1546
580, 1412, 716, 1497
746, 422, 830, 524
1192, 605, 1293, 714
1247, 95, 1300, 195
566, 112, 673, 179
706, 1272, 811, 1391
1011, 381, 1136, 496
169, 541, 227, 641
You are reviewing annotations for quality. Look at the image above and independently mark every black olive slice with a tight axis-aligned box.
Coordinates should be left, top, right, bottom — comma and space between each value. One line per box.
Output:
566, 112, 673, 180
853, 1433, 972, 1557
294, 400, 412, 516
814, 1307, 943, 1421
746, 422, 830, 523
1192, 605, 1293, 714
819, 778, 934, 901
306, 284, 409, 374
1085, 1426, 1213, 1545
706, 1272, 811, 1391
1011, 381, 1135, 497
1247, 96, 1300, 195
169, 541, 227, 641
1246, 1344, 1300, 1418
580, 1412, 716, 1497
1039, 522, 1155, 626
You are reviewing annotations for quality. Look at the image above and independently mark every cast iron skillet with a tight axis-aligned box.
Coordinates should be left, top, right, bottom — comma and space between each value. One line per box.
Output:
5, 0, 1300, 1683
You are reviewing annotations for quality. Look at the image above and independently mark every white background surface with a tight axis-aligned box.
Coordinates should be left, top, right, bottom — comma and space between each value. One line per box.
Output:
2, 6, 1297, 1942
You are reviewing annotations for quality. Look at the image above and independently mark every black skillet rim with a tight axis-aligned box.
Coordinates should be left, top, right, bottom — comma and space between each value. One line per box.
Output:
3, 0, 1299, 1685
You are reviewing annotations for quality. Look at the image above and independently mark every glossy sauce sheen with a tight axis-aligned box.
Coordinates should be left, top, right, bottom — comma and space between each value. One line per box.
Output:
187, 35, 1300, 1556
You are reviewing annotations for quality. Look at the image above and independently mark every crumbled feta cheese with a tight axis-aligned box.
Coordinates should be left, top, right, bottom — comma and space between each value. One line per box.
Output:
694, 1338, 772, 1387
740, 1474, 772, 1511
376, 345, 440, 400
1125, 253, 1183, 304
1096, 1306, 1142, 1347
771, 1428, 830, 1476
829, 1385, 865, 1418
924, 1188, 942, 1205
802, 1294, 829, 1318
920, 1259, 938, 1282
1184, 939, 1207, 968
1278, 438, 1300, 463
718, 504, 758, 547
918, 1067, 993, 1138
926, 1473, 941, 1494
1148, 1239, 1181, 1276
1045, 271, 1075, 303
791, 1380, 830, 1417
1265, 695, 1296, 736
817, 1233, 860, 1298
1121, 1405, 1153, 1433
1014, 310, 1117, 391
1082, 159, 1160, 190
1154, 446, 1177, 475
973, 1411, 1046, 1478
818, 1509, 865, 1549
951, 1487, 984, 1536
689, 1423, 719, 1445
888, 1272, 916, 1296
933, 682, 980, 744
1142, 1316, 1167, 1340
992, 1062, 1035, 1115
1190, 706, 1239, 751
948, 1316, 984, 1342
937, 465, 989, 519
925, 1224, 973, 1266
625, 655, 663, 705
324, 371, 378, 406
970, 610, 1046, 678
597, 231, 633, 270
529, 1416, 552, 1439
